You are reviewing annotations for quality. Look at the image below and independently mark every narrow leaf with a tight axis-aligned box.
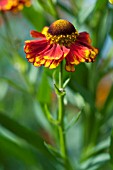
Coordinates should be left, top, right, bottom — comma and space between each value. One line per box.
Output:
0, 112, 55, 161
65, 111, 81, 132
0, 77, 28, 93
23, 6, 45, 30
37, 71, 51, 104
44, 104, 60, 125
0, 134, 37, 166
110, 130, 113, 166
63, 77, 71, 88
44, 142, 62, 159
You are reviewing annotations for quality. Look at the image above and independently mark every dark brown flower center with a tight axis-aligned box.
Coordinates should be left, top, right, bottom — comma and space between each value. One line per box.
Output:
48, 19, 76, 35
45, 19, 79, 47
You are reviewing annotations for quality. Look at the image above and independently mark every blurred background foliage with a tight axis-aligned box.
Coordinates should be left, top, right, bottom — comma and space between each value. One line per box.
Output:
0, 0, 113, 170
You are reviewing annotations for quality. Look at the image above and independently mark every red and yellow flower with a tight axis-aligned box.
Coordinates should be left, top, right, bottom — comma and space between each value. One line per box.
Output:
0, 0, 31, 12
24, 19, 98, 72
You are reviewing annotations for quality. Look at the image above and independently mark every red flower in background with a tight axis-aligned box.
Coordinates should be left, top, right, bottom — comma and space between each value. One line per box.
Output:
0, 0, 31, 12
24, 19, 98, 72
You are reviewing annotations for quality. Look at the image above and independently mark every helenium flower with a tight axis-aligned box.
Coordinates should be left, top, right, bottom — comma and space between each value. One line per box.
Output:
24, 19, 98, 72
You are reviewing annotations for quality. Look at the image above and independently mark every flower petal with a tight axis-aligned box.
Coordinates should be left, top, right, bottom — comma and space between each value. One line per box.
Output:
34, 61, 42, 67
44, 60, 52, 68
49, 59, 61, 69
41, 26, 49, 35
65, 50, 80, 65
34, 58, 46, 67
28, 58, 35, 63
65, 62, 75, 72
77, 32, 92, 44
62, 46, 70, 58
43, 44, 63, 60
30, 30, 45, 38
24, 38, 52, 67
24, 39, 48, 53
66, 42, 98, 65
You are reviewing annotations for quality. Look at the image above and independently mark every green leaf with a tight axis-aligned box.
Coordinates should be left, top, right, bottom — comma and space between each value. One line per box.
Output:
71, 80, 95, 109
110, 130, 113, 167
23, 6, 45, 30
0, 81, 8, 100
63, 77, 71, 88
94, 0, 107, 11
0, 77, 28, 93
0, 112, 55, 161
80, 154, 110, 170
109, 9, 113, 40
78, 0, 97, 23
44, 142, 74, 169
44, 104, 60, 125
65, 111, 81, 132
37, 71, 51, 104
44, 142, 62, 160
110, 24, 113, 39
56, 1, 74, 16
0, 134, 37, 166
81, 138, 110, 162
93, 2, 112, 48
37, 0, 58, 18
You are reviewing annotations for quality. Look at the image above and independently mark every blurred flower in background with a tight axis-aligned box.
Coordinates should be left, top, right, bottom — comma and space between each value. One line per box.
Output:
24, 19, 98, 72
0, 0, 31, 12
95, 72, 113, 110
109, 0, 113, 4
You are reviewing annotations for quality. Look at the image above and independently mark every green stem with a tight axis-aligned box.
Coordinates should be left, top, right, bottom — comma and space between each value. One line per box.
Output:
58, 61, 63, 122
58, 62, 67, 167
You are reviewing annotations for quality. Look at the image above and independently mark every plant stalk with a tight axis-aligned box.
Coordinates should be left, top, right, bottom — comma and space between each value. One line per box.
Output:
58, 61, 68, 169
